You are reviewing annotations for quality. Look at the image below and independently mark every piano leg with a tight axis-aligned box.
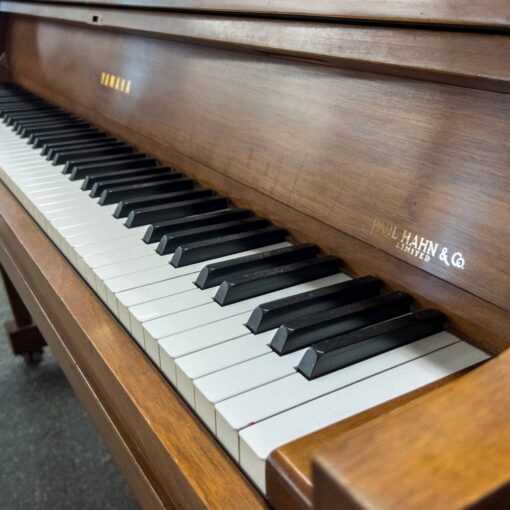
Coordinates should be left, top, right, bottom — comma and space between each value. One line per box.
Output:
1, 265, 46, 364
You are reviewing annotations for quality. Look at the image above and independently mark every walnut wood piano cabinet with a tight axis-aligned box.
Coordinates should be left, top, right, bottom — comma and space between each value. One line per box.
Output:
0, 2, 509, 509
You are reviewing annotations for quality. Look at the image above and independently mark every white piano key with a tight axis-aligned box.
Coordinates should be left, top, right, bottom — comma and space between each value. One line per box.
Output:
84, 243, 155, 269
94, 252, 171, 282
58, 218, 125, 239
15, 172, 62, 183
159, 313, 252, 382
175, 329, 276, 406
45, 203, 117, 221
26, 183, 84, 198
31, 190, 86, 206
129, 287, 219, 345
194, 350, 304, 430
215, 331, 460, 460
73, 230, 142, 258
52, 212, 115, 230
237, 340, 489, 492
65, 224, 145, 248
38, 196, 97, 213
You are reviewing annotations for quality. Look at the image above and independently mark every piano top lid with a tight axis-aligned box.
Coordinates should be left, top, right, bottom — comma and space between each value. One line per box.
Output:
3, 0, 510, 31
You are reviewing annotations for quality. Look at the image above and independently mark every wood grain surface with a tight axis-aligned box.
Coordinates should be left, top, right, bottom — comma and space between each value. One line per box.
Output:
2, 2, 510, 93
6, 16, 510, 323
0, 182, 267, 509
6, 0, 510, 29
313, 350, 510, 509
2, 12, 510, 509
266, 370, 470, 510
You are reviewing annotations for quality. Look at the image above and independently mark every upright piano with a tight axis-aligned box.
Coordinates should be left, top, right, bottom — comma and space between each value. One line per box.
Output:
0, 2, 509, 508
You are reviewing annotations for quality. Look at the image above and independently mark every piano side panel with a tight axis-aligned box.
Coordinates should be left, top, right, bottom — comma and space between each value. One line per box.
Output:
266, 368, 469, 510
5, 16, 510, 352
312, 350, 510, 510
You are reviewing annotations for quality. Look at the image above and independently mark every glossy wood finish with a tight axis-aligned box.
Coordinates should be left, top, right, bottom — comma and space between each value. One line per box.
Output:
2, 11, 510, 510
266, 370, 469, 510
3, 3, 510, 93
12, 0, 510, 29
0, 182, 266, 509
313, 351, 510, 510
1, 266, 32, 328
1, 266, 47, 357
5, 16, 510, 353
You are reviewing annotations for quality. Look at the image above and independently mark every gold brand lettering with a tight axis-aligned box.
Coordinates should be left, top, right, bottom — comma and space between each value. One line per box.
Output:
99, 71, 132, 95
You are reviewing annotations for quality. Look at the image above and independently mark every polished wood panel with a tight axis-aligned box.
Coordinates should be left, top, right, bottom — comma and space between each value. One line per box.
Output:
2, 3, 510, 93
0, 182, 266, 509
6, 16, 510, 340
312, 351, 510, 509
10, 0, 510, 29
1, 266, 46, 358
266, 370, 469, 510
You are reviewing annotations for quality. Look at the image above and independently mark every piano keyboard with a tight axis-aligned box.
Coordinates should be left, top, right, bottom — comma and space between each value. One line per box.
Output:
0, 83, 489, 492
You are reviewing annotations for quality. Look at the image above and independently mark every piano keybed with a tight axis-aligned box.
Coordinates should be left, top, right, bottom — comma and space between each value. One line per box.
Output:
0, 83, 489, 492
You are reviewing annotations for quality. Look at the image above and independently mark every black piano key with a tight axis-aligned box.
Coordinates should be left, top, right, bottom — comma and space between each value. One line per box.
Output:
0, 92, 34, 100
5, 110, 70, 126
3, 107, 61, 122
43, 137, 114, 158
117, 189, 215, 219
87, 168, 175, 194
1, 100, 48, 107
0, 98, 37, 106
214, 256, 341, 306
195, 243, 320, 289
20, 120, 90, 138
143, 208, 251, 244
96, 174, 187, 204
30, 127, 102, 147
171, 227, 288, 267
27, 123, 93, 139
116, 188, 212, 218
17, 118, 84, 136
0, 102, 54, 116
67, 154, 154, 177
46, 139, 121, 160
156, 218, 269, 255
52, 144, 133, 166
0, 97, 46, 106
270, 291, 412, 355
297, 309, 446, 380
81, 165, 172, 190
0, 93, 34, 102
246, 275, 383, 334
124, 195, 228, 227
9, 111, 72, 129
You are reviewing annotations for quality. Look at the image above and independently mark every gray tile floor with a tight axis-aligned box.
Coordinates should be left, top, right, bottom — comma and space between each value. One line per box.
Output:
0, 282, 140, 510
